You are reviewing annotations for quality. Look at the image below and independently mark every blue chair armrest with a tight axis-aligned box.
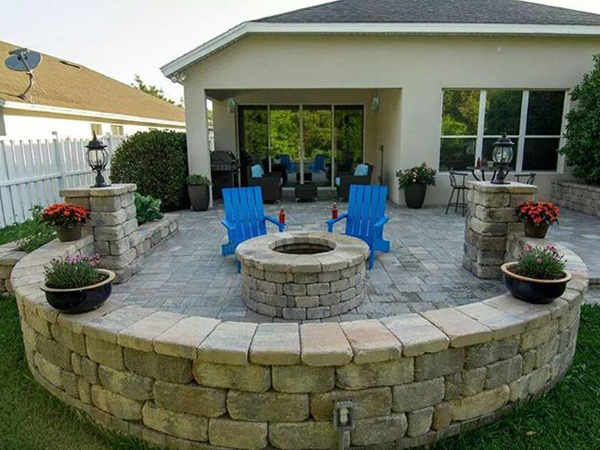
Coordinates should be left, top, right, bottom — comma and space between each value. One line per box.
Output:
264, 215, 286, 232
326, 213, 348, 232
374, 216, 389, 228
221, 219, 236, 230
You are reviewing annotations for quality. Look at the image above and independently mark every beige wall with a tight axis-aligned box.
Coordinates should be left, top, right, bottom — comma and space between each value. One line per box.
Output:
183, 34, 600, 204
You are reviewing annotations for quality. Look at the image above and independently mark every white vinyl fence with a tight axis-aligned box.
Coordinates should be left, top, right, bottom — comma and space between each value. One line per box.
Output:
0, 134, 126, 227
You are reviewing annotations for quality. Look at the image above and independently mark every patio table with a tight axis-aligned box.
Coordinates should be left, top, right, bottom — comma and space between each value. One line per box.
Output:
467, 166, 497, 182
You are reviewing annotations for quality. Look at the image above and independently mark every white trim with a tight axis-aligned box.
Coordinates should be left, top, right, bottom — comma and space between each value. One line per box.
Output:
161, 21, 600, 77
2, 101, 186, 128
475, 90, 486, 163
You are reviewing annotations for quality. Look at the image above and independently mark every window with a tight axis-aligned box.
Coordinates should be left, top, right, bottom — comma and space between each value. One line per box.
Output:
111, 125, 124, 135
439, 89, 566, 172
90, 123, 102, 135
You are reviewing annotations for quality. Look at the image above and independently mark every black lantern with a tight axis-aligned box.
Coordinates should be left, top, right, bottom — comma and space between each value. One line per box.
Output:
491, 134, 514, 185
86, 132, 111, 188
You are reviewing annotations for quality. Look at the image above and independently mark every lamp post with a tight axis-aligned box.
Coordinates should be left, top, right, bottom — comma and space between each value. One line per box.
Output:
491, 134, 514, 185
86, 132, 111, 188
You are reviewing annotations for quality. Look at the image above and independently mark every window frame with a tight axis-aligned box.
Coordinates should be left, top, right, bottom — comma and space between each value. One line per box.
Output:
439, 89, 569, 174
90, 123, 102, 135
110, 125, 124, 135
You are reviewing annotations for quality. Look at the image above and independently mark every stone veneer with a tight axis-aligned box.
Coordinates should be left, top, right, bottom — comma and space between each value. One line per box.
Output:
552, 181, 600, 218
464, 181, 537, 280
237, 232, 369, 320
0, 242, 27, 295
13, 233, 587, 450
60, 184, 179, 283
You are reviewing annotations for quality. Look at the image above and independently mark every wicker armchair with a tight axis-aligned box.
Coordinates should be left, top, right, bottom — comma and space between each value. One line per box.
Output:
336, 164, 374, 201
248, 172, 282, 203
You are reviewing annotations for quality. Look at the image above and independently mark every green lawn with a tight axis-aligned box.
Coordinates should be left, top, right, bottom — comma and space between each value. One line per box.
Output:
0, 295, 598, 450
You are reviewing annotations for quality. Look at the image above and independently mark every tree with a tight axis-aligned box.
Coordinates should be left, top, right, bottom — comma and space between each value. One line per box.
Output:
131, 74, 175, 105
561, 54, 600, 186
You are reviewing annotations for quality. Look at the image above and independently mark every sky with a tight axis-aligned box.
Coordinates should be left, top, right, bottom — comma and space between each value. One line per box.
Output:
2, 0, 600, 103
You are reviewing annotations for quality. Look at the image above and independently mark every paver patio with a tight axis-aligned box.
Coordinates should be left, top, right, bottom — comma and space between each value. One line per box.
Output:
111, 201, 600, 322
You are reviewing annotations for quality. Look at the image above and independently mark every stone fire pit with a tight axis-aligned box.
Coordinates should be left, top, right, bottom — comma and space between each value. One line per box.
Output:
236, 231, 369, 320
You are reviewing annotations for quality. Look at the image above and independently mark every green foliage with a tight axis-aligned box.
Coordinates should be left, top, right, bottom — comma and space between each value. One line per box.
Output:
187, 174, 211, 186
396, 163, 437, 190
560, 54, 600, 185
44, 255, 103, 289
134, 193, 164, 225
110, 130, 188, 211
131, 74, 176, 105
441, 90, 480, 135
0, 206, 56, 253
513, 245, 566, 280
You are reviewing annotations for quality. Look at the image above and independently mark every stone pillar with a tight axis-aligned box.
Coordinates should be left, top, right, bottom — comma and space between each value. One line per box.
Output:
463, 181, 537, 279
61, 184, 138, 283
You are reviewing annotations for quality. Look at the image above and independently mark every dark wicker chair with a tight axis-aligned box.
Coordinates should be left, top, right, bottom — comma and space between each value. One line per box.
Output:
336, 164, 374, 201
248, 172, 282, 204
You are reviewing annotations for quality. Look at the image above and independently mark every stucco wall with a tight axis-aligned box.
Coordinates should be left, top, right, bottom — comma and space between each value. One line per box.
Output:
183, 34, 600, 204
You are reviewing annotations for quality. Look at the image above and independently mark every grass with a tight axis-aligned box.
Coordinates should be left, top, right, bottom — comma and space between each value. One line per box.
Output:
0, 207, 55, 253
0, 295, 598, 450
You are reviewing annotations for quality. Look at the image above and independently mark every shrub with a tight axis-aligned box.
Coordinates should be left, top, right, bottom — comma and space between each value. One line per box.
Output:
187, 174, 211, 186
110, 130, 188, 210
135, 193, 163, 225
17, 205, 56, 253
512, 245, 566, 280
44, 254, 103, 289
41, 203, 90, 229
516, 201, 560, 226
396, 163, 437, 190
560, 54, 600, 186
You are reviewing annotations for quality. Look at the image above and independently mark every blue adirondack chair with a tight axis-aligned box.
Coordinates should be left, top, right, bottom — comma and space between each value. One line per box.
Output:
221, 187, 285, 260
327, 185, 390, 269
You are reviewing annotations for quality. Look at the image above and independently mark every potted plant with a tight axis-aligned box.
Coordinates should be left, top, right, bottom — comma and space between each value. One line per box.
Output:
516, 201, 560, 239
396, 163, 437, 209
41, 203, 90, 242
41, 254, 115, 313
501, 245, 572, 304
188, 174, 211, 211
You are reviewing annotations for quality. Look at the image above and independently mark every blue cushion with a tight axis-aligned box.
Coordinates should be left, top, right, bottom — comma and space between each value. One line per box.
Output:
251, 164, 264, 178
354, 164, 369, 176
335, 177, 341, 187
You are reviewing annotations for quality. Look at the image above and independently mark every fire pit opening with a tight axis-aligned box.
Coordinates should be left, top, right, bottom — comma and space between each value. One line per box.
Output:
273, 238, 334, 255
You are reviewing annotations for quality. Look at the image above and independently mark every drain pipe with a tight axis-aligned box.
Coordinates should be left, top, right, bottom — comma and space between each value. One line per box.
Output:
334, 401, 355, 450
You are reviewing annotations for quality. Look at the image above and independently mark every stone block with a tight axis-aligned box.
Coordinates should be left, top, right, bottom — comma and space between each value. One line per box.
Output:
94, 225, 125, 241
250, 323, 301, 366
124, 348, 192, 383
283, 283, 307, 296
197, 321, 257, 366
78, 379, 92, 404
485, 355, 523, 389
90, 195, 121, 212
36, 335, 72, 371
99, 248, 137, 270
86, 336, 125, 370
474, 205, 517, 223
227, 390, 309, 422
340, 320, 402, 364
154, 316, 220, 359
92, 210, 127, 227
444, 373, 462, 400
123, 218, 138, 236
393, 377, 445, 413
60, 370, 80, 399
337, 358, 414, 390
270, 422, 337, 450
91, 385, 143, 420
407, 407, 434, 437
382, 314, 449, 357
307, 283, 331, 296
35, 353, 62, 388
98, 365, 153, 401
272, 365, 335, 393
81, 357, 100, 384
521, 320, 559, 351
319, 271, 341, 282
118, 311, 185, 352
295, 296, 319, 308
194, 361, 270, 393
457, 302, 526, 340
154, 380, 226, 418
469, 217, 507, 237
209, 418, 267, 450
331, 279, 350, 293
142, 401, 208, 442
282, 308, 306, 320
414, 348, 465, 381
109, 237, 131, 256
306, 306, 331, 319
301, 323, 352, 366
450, 385, 509, 421
462, 367, 486, 396
256, 280, 277, 295
294, 273, 319, 284
84, 305, 154, 343
319, 293, 341, 306
421, 308, 492, 347
351, 414, 407, 446
432, 402, 452, 431
51, 323, 87, 355
311, 387, 392, 421
465, 336, 519, 369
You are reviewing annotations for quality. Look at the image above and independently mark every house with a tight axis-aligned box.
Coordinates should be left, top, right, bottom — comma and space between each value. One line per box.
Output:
0, 40, 185, 140
161, 0, 600, 204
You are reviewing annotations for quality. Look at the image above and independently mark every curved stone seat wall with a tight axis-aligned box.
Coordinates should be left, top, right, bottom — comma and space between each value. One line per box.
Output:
13, 235, 587, 450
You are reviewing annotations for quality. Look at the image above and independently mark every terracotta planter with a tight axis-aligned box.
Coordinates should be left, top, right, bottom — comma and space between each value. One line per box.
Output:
41, 269, 115, 313
404, 183, 427, 209
501, 262, 571, 304
188, 185, 210, 211
56, 225, 82, 242
524, 221, 550, 239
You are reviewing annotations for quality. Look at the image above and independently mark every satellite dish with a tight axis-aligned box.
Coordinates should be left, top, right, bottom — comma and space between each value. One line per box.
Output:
4, 48, 43, 100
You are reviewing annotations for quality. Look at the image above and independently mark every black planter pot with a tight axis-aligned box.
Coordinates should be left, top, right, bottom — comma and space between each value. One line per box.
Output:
41, 269, 115, 314
56, 225, 82, 242
524, 221, 550, 239
501, 262, 571, 304
404, 183, 427, 209
189, 185, 210, 211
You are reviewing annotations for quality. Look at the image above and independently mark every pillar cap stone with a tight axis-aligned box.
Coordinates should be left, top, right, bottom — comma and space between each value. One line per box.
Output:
466, 181, 537, 194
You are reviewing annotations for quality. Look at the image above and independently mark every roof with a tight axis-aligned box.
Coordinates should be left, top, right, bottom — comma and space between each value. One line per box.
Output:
162, 0, 600, 78
0, 40, 185, 124
257, 0, 600, 26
